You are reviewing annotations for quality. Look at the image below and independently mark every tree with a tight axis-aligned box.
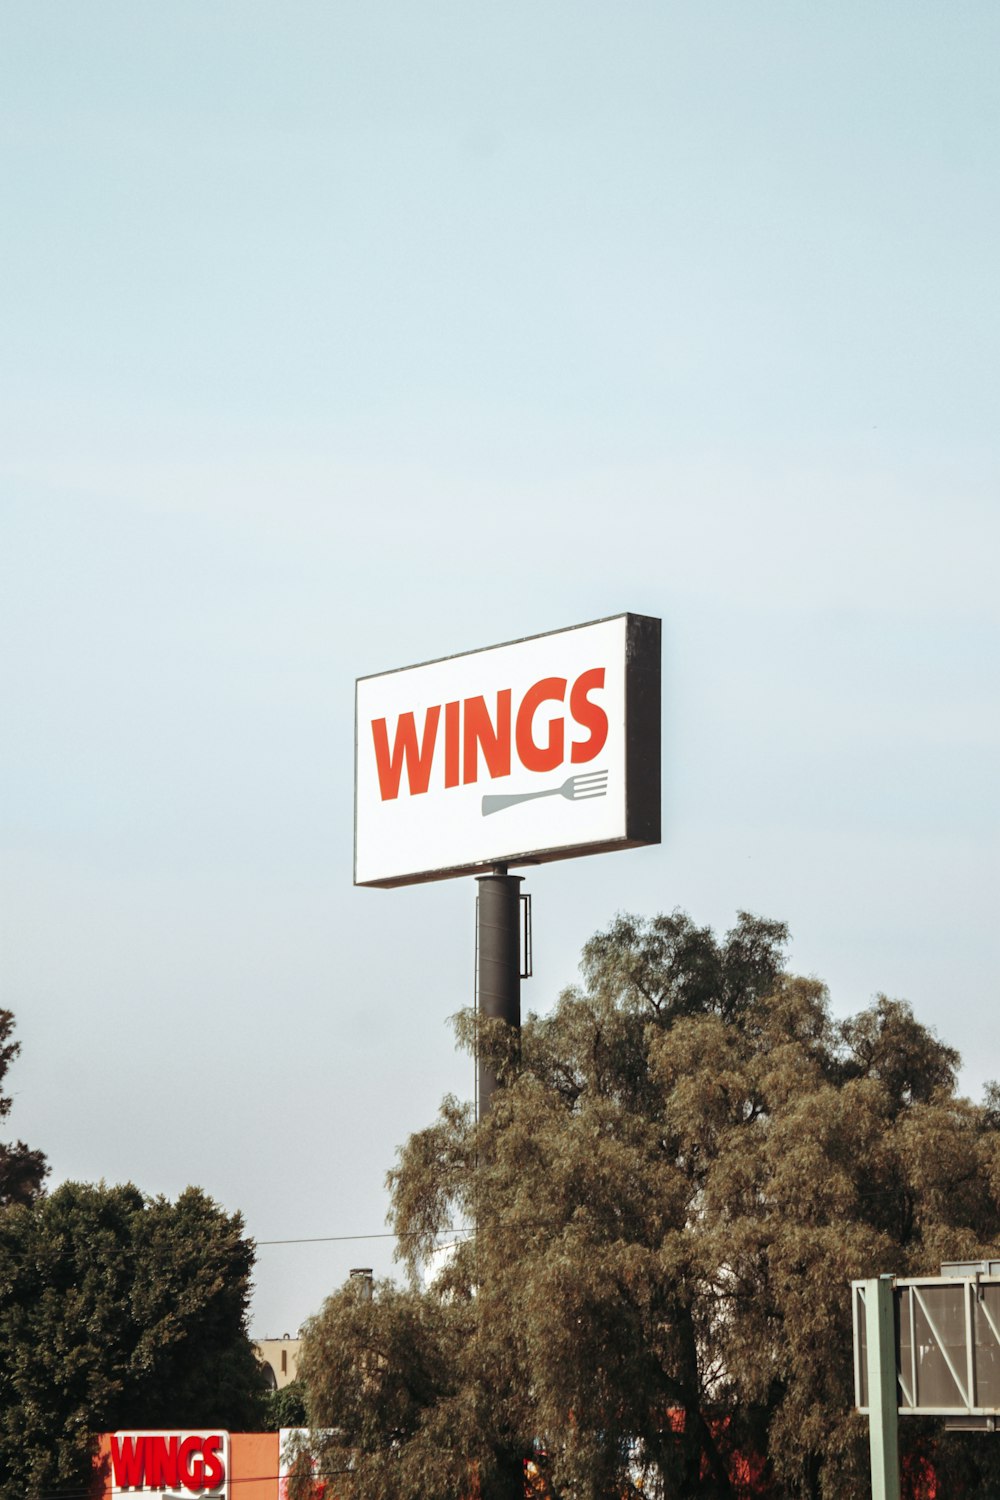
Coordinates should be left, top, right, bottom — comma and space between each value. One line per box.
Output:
0, 1180, 268, 1500
297, 910, 1000, 1499
0, 1009, 47, 1206
262, 1377, 310, 1430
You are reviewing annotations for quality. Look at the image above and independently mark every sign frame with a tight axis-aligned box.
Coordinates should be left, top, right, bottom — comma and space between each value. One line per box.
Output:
354, 612, 660, 889
853, 1274, 1000, 1417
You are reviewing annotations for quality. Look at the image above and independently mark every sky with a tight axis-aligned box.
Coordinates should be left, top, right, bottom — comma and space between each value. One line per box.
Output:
1, 2, 998, 1337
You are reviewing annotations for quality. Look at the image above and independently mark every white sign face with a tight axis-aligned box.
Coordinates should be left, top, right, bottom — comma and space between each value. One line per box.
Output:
355, 614, 660, 887
109, 1432, 229, 1500
278, 1429, 327, 1500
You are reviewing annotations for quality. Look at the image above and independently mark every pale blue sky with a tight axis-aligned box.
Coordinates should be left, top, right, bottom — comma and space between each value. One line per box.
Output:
2, 3, 998, 1334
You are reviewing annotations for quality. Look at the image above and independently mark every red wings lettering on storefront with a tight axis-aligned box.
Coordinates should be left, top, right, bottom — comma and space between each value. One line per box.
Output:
110, 1436, 145, 1488
109, 1432, 226, 1493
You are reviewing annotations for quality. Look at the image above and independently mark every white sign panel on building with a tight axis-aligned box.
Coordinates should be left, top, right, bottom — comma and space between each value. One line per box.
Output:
355, 613, 660, 888
108, 1431, 229, 1500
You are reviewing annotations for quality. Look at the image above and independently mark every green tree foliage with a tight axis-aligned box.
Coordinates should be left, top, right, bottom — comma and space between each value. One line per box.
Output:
0, 1180, 267, 1500
262, 1377, 310, 1430
0, 1010, 47, 1207
298, 911, 1000, 1500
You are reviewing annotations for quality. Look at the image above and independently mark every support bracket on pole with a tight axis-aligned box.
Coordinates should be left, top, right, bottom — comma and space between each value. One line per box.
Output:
520, 892, 532, 979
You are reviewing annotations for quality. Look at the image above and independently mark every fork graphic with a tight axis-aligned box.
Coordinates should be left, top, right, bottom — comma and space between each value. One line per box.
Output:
481, 770, 608, 816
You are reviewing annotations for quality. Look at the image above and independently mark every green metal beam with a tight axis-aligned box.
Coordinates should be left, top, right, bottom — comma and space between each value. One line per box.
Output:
865, 1275, 901, 1500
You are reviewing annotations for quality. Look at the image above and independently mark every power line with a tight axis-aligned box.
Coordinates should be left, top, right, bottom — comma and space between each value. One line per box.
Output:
256, 1227, 471, 1246
34, 1466, 356, 1500
256, 1193, 965, 1250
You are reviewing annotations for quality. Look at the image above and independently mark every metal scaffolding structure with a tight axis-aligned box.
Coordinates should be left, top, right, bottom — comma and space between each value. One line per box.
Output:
853, 1263, 1000, 1500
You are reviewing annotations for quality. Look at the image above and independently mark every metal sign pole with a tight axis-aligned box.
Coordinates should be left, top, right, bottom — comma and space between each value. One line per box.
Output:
475, 866, 526, 1498
865, 1275, 901, 1500
475, 866, 522, 1116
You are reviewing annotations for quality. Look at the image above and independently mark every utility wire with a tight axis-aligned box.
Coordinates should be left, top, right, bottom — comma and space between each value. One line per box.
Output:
256, 1227, 472, 1246
256, 1189, 960, 1249
34, 1466, 355, 1500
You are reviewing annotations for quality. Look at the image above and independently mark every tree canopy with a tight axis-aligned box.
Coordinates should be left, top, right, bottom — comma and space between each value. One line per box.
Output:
262, 1377, 310, 1430
297, 909, 1000, 1500
0, 1009, 47, 1207
0, 1180, 267, 1500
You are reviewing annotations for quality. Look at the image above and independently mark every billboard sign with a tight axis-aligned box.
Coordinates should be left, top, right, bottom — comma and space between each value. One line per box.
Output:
108, 1432, 229, 1499
853, 1275, 1000, 1417
355, 613, 660, 888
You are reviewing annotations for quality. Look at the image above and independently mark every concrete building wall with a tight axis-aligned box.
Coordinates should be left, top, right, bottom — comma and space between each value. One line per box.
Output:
255, 1337, 302, 1390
